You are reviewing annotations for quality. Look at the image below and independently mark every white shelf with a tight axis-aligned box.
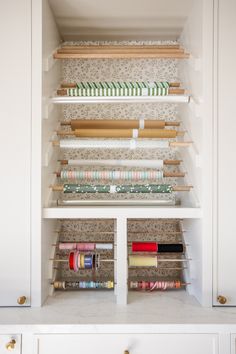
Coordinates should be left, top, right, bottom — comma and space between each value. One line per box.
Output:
43, 206, 202, 219
51, 95, 190, 104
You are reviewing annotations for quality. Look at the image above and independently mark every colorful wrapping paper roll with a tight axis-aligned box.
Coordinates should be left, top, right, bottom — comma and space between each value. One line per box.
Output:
67, 81, 169, 97
60, 170, 164, 180
129, 255, 158, 267
63, 184, 173, 194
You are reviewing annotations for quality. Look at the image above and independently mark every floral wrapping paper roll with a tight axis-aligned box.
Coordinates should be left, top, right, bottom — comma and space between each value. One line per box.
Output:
63, 184, 173, 194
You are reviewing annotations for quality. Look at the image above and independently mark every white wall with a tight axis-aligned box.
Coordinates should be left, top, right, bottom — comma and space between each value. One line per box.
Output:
31, 0, 61, 306
0, 0, 31, 306
179, 0, 214, 306
213, 0, 236, 305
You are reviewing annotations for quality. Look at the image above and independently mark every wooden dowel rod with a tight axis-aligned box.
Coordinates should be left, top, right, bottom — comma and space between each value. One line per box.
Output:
60, 45, 181, 50
57, 129, 185, 139
50, 258, 189, 263
172, 185, 193, 191
56, 50, 185, 56
50, 258, 115, 262
164, 159, 182, 165
58, 159, 182, 165
129, 258, 191, 262
163, 171, 185, 177
128, 232, 184, 235
51, 185, 63, 191
53, 241, 186, 245
169, 141, 192, 147
61, 119, 180, 129
60, 82, 181, 88
54, 53, 190, 59
57, 48, 185, 53
52, 242, 115, 246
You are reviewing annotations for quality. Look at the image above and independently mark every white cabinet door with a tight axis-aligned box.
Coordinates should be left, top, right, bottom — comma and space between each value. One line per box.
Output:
36, 333, 218, 354
0, 0, 31, 305
214, 0, 236, 305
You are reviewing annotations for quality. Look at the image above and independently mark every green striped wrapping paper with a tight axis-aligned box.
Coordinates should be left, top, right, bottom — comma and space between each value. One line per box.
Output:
60, 170, 164, 180
67, 82, 170, 97
63, 184, 173, 194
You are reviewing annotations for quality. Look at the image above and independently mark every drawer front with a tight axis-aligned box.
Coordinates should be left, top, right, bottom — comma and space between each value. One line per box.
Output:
0, 335, 21, 354
231, 334, 236, 354
36, 333, 218, 354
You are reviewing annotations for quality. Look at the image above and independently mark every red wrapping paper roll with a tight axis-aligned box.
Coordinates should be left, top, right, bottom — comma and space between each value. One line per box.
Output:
132, 242, 157, 252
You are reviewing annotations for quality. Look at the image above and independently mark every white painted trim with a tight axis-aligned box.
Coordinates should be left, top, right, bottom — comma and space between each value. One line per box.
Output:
51, 95, 190, 104
43, 207, 202, 219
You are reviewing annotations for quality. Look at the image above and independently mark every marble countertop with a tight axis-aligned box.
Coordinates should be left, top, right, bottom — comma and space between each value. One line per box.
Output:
0, 291, 236, 331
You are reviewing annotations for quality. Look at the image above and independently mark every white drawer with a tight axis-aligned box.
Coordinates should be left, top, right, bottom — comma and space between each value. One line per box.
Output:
36, 333, 218, 354
0, 335, 21, 354
231, 334, 236, 354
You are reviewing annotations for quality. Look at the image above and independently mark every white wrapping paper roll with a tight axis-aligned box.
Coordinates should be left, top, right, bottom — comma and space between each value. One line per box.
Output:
59, 139, 169, 149
67, 159, 164, 169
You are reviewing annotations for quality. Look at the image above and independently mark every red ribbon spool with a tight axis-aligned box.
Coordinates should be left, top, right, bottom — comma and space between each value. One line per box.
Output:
132, 242, 157, 252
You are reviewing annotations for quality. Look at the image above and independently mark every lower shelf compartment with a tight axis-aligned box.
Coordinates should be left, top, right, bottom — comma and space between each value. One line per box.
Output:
43, 217, 203, 306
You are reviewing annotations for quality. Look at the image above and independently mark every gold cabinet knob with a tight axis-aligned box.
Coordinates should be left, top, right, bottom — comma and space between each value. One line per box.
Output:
17, 296, 26, 305
6, 339, 16, 351
217, 295, 227, 304
124, 351, 129, 354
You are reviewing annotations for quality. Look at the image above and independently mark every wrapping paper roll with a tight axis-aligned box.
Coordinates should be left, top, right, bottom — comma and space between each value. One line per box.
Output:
129, 255, 158, 267
65, 159, 164, 169
63, 184, 173, 194
70, 119, 166, 130
67, 81, 169, 97
73, 128, 177, 139
60, 170, 164, 180
59, 139, 169, 149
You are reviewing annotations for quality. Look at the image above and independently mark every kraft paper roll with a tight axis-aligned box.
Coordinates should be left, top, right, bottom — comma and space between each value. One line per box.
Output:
74, 128, 177, 139
129, 255, 157, 267
70, 119, 166, 130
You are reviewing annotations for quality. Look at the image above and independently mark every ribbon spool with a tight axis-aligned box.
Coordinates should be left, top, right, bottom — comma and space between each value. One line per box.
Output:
132, 242, 184, 253
69, 251, 95, 271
